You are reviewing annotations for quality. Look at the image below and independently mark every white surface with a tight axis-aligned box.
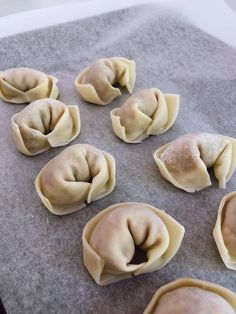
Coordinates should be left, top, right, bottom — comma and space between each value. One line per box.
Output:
0, 0, 88, 17
0, 0, 236, 48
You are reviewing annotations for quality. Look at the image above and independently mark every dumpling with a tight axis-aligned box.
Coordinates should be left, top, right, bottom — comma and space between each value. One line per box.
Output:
144, 278, 236, 314
110, 88, 179, 143
0, 67, 59, 103
11, 98, 80, 156
153, 133, 236, 192
213, 192, 236, 270
75, 57, 136, 105
35, 144, 116, 215
82, 202, 185, 285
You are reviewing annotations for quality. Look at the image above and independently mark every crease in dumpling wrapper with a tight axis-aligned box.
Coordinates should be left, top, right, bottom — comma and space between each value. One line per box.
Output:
110, 89, 179, 143
82, 202, 185, 285
0, 68, 59, 103
153, 134, 236, 192
213, 191, 236, 270
35, 145, 116, 215
75, 57, 136, 105
11, 101, 80, 156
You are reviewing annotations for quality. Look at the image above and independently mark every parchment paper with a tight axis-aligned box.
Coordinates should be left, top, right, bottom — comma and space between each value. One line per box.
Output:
0, 4, 236, 313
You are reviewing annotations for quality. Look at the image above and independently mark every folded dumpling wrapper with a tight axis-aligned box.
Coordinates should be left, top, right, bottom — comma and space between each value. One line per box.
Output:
75, 57, 136, 105
153, 133, 236, 192
110, 88, 179, 143
35, 144, 116, 215
213, 191, 236, 270
144, 278, 236, 314
11, 98, 80, 156
82, 202, 185, 285
0, 67, 59, 103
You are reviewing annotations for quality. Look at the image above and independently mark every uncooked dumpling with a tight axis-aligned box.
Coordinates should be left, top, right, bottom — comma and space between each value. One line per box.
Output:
82, 202, 184, 285
144, 278, 236, 314
12, 98, 80, 156
0, 67, 59, 103
35, 144, 116, 215
75, 57, 136, 105
213, 192, 236, 270
110, 88, 179, 143
153, 133, 236, 192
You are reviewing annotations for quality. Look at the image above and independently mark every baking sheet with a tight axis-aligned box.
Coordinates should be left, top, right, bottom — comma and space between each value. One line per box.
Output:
0, 4, 236, 313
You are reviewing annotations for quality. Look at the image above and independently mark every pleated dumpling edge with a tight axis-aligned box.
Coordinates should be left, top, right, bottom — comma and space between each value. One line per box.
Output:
82, 202, 185, 285
110, 88, 180, 143
11, 98, 81, 156
0, 67, 59, 103
35, 144, 116, 215
153, 133, 236, 193
75, 57, 136, 105
213, 191, 236, 270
